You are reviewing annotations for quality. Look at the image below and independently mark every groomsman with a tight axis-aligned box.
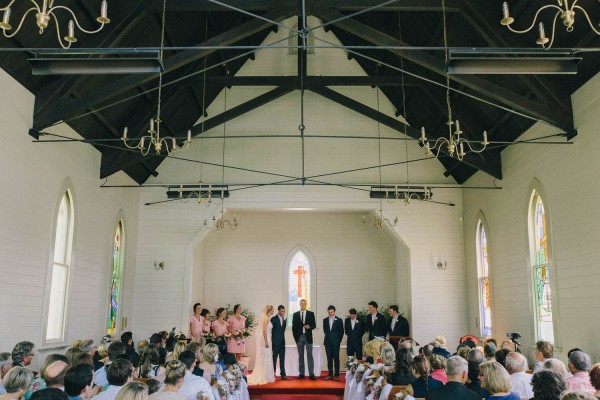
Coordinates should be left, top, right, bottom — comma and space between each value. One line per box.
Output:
323, 305, 344, 380
388, 305, 410, 342
345, 308, 365, 360
271, 305, 289, 380
366, 301, 387, 340
292, 299, 317, 380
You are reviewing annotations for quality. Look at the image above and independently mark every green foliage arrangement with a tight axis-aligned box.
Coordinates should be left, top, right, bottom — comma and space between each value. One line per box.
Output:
211, 304, 257, 333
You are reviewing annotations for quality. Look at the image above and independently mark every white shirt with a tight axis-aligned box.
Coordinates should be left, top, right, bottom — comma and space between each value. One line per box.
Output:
93, 363, 111, 388
510, 371, 534, 399
391, 316, 397, 331
92, 384, 122, 400
329, 317, 334, 329
179, 371, 214, 400
301, 311, 306, 334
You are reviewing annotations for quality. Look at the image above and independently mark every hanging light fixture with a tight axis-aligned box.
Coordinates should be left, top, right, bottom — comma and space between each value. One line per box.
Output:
500, 1, 600, 50
364, 87, 397, 229
0, 0, 109, 49
420, 0, 489, 161
213, 88, 238, 231
121, 0, 191, 156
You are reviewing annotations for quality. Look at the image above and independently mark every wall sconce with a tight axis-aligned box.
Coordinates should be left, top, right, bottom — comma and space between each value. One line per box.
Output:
437, 261, 447, 270
154, 261, 165, 271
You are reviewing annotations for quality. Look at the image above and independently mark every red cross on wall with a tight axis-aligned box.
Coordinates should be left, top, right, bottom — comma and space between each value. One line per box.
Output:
293, 265, 306, 297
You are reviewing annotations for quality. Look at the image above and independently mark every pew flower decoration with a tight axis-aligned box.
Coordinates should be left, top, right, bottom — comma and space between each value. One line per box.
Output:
230, 367, 243, 389
195, 391, 210, 400
213, 380, 228, 400
355, 364, 368, 384
364, 374, 377, 393
224, 371, 237, 393
346, 357, 359, 374
238, 361, 248, 376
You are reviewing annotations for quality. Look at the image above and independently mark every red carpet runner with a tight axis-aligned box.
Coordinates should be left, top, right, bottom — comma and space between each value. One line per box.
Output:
248, 372, 345, 398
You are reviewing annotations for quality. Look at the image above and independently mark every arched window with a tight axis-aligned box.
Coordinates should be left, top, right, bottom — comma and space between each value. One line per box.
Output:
287, 250, 311, 326
476, 219, 492, 337
46, 190, 74, 342
529, 191, 554, 342
107, 219, 125, 334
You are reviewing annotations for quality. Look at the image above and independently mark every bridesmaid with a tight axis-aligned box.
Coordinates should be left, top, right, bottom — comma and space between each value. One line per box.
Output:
227, 304, 247, 361
190, 303, 204, 342
212, 307, 229, 338
201, 309, 212, 333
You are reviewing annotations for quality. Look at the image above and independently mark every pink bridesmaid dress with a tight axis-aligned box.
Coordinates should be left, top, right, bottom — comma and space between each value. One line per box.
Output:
202, 319, 211, 333
227, 315, 247, 354
212, 320, 229, 337
190, 314, 204, 339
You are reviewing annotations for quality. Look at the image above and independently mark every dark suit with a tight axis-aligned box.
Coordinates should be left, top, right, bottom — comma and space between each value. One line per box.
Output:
366, 312, 387, 340
323, 315, 344, 377
344, 317, 365, 360
388, 314, 410, 349
271, 314, 287, 377
429, 381, 482, 400
292, 309, 317, 377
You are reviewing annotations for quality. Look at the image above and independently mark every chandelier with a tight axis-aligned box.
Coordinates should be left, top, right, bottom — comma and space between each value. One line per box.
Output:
371, 186, 433, 206
0, 0, 109, 49
420, 0, 489, 161
121, 0, 192, 156
500, 1, 600, 49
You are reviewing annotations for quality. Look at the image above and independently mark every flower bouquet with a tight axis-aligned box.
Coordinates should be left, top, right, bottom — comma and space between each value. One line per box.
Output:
364, 374, 377, 394
238, 361, 248, 377
346, 356, 359, 374
201, 331, 215, 340
225, 371, 238, 394
213, 380, 228, 400
355, 364, 368, 384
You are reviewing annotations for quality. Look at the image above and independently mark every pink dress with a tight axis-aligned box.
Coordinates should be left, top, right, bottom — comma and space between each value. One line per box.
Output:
190, 314, 204, 339
212, 320, 229, 337
227, 315, 247, 354
202, 319, 211, 333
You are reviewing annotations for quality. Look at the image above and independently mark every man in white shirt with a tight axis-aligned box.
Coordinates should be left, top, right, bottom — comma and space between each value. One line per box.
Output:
566, 350, 595, 395
92, 359, 133, 400
178, 351, 214, 400
505, 352, 533, 399
94, 342, 128, 388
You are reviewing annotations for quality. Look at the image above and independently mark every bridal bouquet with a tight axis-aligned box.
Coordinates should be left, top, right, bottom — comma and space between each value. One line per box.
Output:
201, 331, 215, 340
213, 381, 228, 400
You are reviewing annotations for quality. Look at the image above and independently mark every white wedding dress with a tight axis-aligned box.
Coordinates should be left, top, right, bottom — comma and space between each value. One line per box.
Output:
247, 316, 275, 385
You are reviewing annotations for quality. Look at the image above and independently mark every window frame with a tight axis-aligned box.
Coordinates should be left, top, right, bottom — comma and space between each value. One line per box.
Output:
284, 245, 317, 326
107, 218, 126, 335
476, 215, 493, 337
526, 181, 561, 346
42, 182, 76, 347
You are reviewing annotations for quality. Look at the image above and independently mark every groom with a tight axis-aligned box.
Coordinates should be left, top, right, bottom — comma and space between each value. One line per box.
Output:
292, 299, 316, 380
271, 305, 289, 380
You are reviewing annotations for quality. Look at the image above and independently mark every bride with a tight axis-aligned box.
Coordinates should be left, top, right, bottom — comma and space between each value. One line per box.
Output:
247, 304, 276, 385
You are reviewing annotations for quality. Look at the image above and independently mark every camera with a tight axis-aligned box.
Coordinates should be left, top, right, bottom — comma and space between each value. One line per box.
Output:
506, 332, 521, 341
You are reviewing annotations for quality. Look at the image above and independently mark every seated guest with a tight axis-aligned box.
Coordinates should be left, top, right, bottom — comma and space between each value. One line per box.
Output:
500, 341, 516, 351
534, 341, 554, 372
92, 359, 134, 400
78, 341, 96, 358
43, 361, 69, 390
177, 351, 213, 400
466, 348, 491, 398
559, 392, 597, 400
12, 342, 36, 368
432, 336, 451, 359
73, 354, 94, 369
136, 342, 148, 358
114, 382, 148, 400
484, 343, 497, 361
429, 356, 481, 400
429, 354, 447, 384
399, 338, 416, 356
531, 369, 567, 400
0, 352, 12, 395
95, 342, 128, 388
589, 363, 600, 399
495, 348, 511, 370
148, 335, 166, 366
388, 348, 416, 386
505, 352, 533, 399
566, 351, 595, 395
457, 346, 470, 360
64, 364, 97, 400
404, 355, 444, 399
484, 338, 498, 346
197, 345, 222, 385
135, 348, 165, 381
65, 349, 82, 367
380, 344, 396, 371
0, 367, 33, 400
544, 358, 570, 379
121, 333, 139, 369
148, 361, 187, 400
30, 389, 68, 400
26, 355, 69, 400
419, 344, 433, 358
184, 343, 204, 377
167, 343, 186, 364
145, 381, 160, 396
479, 360, 520, 400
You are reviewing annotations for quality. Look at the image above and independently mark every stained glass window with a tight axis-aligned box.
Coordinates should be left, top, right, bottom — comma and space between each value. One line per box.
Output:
287, 250, 311, 327
477, 221, 492, 337
530, 192, 554, 342
107, 220, 124, 334
46, 190, 74, 342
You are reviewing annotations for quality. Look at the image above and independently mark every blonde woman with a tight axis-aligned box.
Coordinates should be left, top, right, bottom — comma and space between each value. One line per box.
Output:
247, 305, 276, 385
479, 360, 520, 400
149, 361, 187, 400
116, 381, 148, 400
0, 367, 33, 400
168, 342, 186, 363
198, 344, 222, 384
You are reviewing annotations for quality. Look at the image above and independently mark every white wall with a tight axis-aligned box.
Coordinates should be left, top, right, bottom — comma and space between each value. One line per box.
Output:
463, 71, 600, 365
0, 69, 140, 367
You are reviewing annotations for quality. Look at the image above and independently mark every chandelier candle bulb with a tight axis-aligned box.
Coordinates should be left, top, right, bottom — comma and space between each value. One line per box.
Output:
65, 20, 76, 42
149, 118, 155, 133
538, 22, 548, 43
187, 130, 191, 143
420, 126, 427, 141
483, 131, 489, 145
172, 138, 176, 150
122, 127, 128, 139
98, 0, 109, 23
501, 2, 514, 25
1, 8, 11, 30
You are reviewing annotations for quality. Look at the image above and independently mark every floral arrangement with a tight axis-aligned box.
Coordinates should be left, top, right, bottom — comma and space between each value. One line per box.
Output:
230, 366, 243, 390
224, 371, 237, 393
364, 374, 377, 393
231, 328, 251, 345
201, 331, 215, 340
238, 361, 248, 376
213, 380, 228, 400
211, 304, 257, 334
355, 364, 368, 384
346, 356, 359, 374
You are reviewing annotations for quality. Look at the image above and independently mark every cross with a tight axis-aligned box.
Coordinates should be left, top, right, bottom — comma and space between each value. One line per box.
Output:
293, 265, 307, 297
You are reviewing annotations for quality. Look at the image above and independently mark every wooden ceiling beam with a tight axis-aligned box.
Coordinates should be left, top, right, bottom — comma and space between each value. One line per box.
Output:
100, 84, 295, 178
313, 7, 574, 132
184, 75, 421, 87
309, 85, 502, 180
33, 6, 297, 131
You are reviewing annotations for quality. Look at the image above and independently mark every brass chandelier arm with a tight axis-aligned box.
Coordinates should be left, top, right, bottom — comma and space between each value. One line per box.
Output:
574, 5, 600, 36
504, 5, 561, 34
49, 5, 107, 34
1, 7, 37, 38
0, 0, 18, 12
